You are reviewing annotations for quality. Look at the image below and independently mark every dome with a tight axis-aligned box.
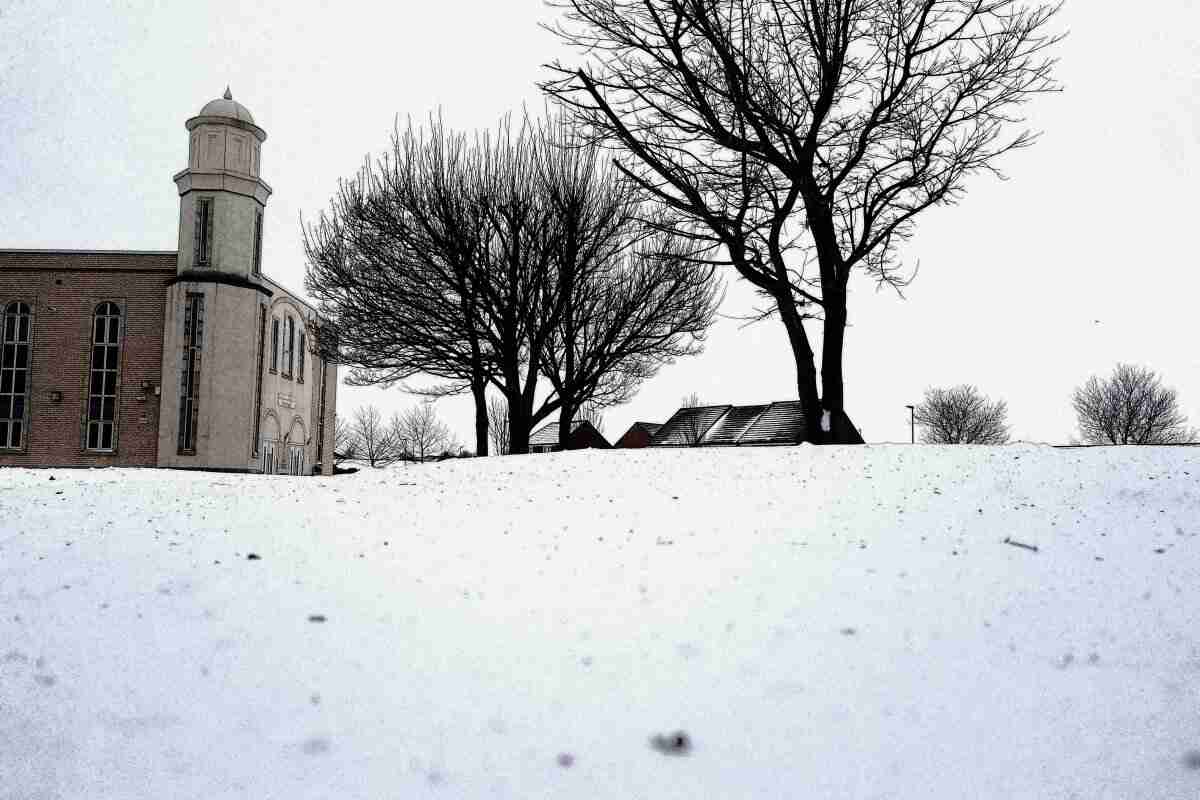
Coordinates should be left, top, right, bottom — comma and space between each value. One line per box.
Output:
197, 87, 255, 124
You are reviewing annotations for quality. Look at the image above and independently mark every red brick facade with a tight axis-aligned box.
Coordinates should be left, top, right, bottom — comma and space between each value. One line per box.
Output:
0, 251, 174, 468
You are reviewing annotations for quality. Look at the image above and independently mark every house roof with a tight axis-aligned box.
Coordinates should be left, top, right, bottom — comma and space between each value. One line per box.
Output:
529, 420, 585, 447
701, 404, 769, 445
0, 249, 178, 273
649, 405, 733, 446
632, 422, 661, 435
529, 419, 612, 449
650, 401, 811, 447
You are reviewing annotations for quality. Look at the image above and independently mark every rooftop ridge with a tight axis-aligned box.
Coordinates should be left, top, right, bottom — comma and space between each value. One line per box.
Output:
0, 248, 178, 255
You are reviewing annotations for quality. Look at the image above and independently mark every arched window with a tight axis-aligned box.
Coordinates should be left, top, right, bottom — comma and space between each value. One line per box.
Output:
0, 302, 32, 449
86, 302, 122, 451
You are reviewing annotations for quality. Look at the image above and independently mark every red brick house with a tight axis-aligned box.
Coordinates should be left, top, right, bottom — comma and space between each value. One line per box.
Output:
614, 421, 661, 449
0, 90, 337, 474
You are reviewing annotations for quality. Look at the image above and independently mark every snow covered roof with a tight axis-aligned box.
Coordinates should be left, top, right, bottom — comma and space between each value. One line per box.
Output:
649, 405, 732, 446
651, 401, 809, 447
529, 419, 608, 448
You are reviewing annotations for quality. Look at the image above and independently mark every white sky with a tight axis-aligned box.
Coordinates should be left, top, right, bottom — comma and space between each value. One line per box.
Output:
2, 0, 1198, 446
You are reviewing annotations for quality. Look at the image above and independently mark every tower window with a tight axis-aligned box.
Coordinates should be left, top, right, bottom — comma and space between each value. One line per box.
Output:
0, 302, 33, 450
283, 317, 295, 378
297, 331, 306, 383
270, 317, 279, 373
178, 293, 204, 454
252, 209, 263, 275
85, 302, 122, 452
194, 197, 214, 267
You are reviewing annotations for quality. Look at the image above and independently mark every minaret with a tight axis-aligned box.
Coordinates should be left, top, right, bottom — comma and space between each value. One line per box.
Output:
158, 89, 274, 471
172, 87, 272, 279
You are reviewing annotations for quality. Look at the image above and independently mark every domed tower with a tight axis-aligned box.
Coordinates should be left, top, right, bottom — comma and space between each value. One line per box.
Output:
157, 89, 275, 470
174, 87, 271, 278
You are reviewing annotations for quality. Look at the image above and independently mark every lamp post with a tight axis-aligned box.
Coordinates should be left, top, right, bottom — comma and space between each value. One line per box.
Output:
905, 405, 915, 444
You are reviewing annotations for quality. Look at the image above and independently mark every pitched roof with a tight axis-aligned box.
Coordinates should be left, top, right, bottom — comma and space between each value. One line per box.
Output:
702, 404, 769, 445
650, 401, 811, 447
529, 420, 585, 447
649, 405, 732, 446
737, 401, 807, 445
0, 249, 178, 272
633, 422, 661, 435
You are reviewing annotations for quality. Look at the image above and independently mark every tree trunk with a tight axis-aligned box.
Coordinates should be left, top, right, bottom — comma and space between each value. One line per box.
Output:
507, 387, 532, 455
820, 298, 849, 443
775, 299, 824, 443
471, 374, 489, 457
557, 398, 575, 451
820, 294, 857, 444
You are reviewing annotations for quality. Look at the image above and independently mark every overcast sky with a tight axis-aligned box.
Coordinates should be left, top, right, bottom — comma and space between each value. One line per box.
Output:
3, 0, 1198, 447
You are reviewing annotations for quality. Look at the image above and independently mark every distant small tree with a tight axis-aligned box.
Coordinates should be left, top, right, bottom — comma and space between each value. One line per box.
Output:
913, 385, 1010, 444
352, 404, 402, 467
394, 401, 453, 462
677, 392, 706, 445
333, 414, 358, 466
487, 396, 511, 456
1071, 364, 1197, 445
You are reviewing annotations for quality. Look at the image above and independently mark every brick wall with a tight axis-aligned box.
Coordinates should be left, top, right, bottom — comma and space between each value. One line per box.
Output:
0, 254, 173, 468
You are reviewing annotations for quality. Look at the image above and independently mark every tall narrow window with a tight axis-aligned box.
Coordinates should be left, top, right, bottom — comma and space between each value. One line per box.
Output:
194, 197, 214, 267
252, 209, 263, 275
297, 331, 306, 383
252, 306, 266, 456
283, 316, 294, 378
0, 302, 32, 449
85, 302, 122, 451
178, 293, 204, 454
316, 357, 327, 463
270, 317, 279, 372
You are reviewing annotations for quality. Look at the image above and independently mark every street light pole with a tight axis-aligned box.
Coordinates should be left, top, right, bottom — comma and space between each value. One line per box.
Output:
905, 405, 915, 444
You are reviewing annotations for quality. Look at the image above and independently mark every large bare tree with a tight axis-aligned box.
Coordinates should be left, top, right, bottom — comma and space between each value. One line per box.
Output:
533, 118, 720, 449
1071, 364, 1197, 445
913, 384, 1009, 444
305, 116, 494, 454
308, 114, 719, 455
545, 0, 1062, 442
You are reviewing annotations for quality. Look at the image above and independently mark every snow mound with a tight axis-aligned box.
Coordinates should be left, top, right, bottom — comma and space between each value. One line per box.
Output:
2, 445, 1198, 798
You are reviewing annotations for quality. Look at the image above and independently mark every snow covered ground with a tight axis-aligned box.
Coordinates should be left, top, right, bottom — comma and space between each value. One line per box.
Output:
2, 444, 1199, 799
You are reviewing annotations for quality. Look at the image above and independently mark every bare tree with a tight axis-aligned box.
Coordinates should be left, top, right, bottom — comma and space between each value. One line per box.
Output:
533, 119, 720, 449
1071, 364, 1197, 445
305, 115, 495, 455
351, 404, 402, 467
308, 113, 718, 456
913, 385, 1009, 444
677, 392, 707, 445
393, 401, 453, 462
545, 1, 1062, 443
333, 414, 359, 466
487, 395, 511, 455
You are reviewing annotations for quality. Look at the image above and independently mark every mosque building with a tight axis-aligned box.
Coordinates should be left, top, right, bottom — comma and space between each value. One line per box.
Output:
0, 89, 337, 475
